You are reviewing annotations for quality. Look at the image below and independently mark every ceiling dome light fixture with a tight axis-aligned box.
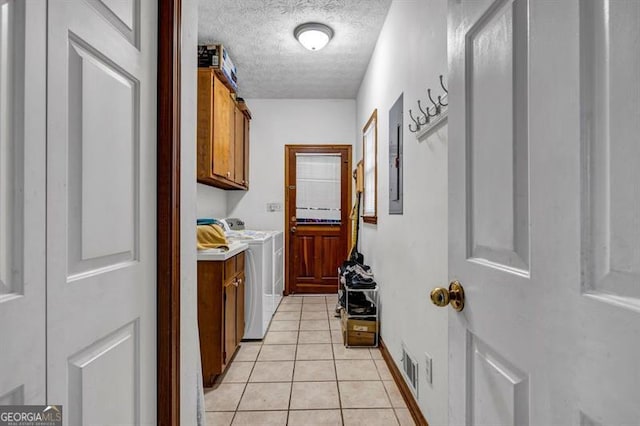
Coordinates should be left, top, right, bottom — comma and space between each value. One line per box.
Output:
294, 22, 334, 51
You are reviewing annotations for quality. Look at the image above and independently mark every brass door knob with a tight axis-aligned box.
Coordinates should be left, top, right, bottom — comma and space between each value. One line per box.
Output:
430, 281, 465, 312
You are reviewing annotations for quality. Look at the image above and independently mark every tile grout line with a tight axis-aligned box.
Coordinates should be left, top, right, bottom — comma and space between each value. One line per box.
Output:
233, 296, 293, 422
328, 298, 346, 426
371, 348, 401, 425
212, 295, 389, 425
227, 343, 261, 424
285, 297, 303, 424
221, 408, 394, 413
236, 296, 300, 424
294, 297, 341, 424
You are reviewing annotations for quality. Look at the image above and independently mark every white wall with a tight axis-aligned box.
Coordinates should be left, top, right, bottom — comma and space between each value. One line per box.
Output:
355, 1, 449, 424
197, 183, 227, 219
226, 99, 357, 231
181, 0, 201, 423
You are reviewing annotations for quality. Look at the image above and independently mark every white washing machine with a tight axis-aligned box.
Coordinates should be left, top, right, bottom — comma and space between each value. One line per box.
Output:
226, 229, 284, 340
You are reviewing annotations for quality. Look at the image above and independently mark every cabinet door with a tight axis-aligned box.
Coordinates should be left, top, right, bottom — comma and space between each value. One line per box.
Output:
233, 107, 245, 186
226, 91, 235, 181
243, 115, 250, 188
224, 280, 236, 364
196, 70, 214, 181
212, 75, 232, 179
197, 262, 226, 385
235, 273, 246, 343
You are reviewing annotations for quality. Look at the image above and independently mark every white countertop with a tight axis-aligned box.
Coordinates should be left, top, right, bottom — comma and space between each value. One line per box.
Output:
197, 240, 248, 261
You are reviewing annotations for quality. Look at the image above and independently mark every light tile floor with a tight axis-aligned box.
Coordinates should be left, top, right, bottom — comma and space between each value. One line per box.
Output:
204, 294, 416, 426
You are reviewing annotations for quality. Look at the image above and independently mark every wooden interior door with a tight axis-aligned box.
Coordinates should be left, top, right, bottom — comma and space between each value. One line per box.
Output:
285, 145, 352, 294
46, 0, 157, 422
447, 0, 640, 424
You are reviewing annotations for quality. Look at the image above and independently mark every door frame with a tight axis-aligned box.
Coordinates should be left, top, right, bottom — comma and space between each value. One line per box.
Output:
157, 0, 181, 424
284, 144, 353, 295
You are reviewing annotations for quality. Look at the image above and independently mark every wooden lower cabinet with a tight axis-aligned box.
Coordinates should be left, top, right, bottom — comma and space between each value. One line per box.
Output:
198, 251, 246, 387
235, 273, 245, 344
223, 281, 236, 365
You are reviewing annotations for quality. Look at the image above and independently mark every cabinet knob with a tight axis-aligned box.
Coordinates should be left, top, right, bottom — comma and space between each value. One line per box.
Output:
227, 171, 231, 177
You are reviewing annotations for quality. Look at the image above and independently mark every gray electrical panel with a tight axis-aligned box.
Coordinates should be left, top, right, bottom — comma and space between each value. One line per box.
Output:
389, 94, 403, 214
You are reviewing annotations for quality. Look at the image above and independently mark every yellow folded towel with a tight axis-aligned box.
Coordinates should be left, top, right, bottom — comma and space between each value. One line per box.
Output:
197, 224, 229, 250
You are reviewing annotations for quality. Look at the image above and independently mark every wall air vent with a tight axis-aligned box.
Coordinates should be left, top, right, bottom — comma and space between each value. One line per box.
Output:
401, 344, 419, 396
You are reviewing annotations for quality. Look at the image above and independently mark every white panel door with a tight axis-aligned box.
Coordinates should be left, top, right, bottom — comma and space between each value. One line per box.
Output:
46, 0, 156, 424
448, 0, 640, 424
0, 0, 46, 405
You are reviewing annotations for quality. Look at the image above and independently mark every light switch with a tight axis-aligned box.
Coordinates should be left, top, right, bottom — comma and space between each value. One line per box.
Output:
424, 352, 433, 385
267, 202, 282, 212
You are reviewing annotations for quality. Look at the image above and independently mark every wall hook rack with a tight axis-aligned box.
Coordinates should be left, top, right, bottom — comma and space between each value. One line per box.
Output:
439, 74, 448, 94
427, 89, 441, 115
408, 74, 449, 141
408, 109, 421, 133
417, 100, 430, 124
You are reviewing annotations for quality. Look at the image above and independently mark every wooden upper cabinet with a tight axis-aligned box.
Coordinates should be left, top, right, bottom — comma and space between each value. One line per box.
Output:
197, 68, 250, 190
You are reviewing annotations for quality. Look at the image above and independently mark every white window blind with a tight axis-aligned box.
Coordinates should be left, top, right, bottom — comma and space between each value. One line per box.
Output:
296, 153, 341, 223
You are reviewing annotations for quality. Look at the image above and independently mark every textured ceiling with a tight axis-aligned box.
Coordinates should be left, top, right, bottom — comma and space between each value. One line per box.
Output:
198, 0, 392, 99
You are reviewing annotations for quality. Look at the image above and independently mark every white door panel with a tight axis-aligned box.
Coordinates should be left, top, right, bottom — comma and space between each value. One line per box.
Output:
578, 0, 640, 421
0, 0, 46, 405
581, 0, 640, 302
449, 0, 640, 424
466, 0, 529, 274
47, 0, 156, 423
66, 34, 138, 278
84, 0, 140, 47
449, 0, 535, 424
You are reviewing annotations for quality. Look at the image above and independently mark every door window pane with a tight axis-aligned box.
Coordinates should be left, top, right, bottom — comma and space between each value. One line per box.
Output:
296, 153, 341, 224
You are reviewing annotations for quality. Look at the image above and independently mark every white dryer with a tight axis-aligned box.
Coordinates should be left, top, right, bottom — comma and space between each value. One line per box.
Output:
226, 229, 283, 340
272, 231, 284, 310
